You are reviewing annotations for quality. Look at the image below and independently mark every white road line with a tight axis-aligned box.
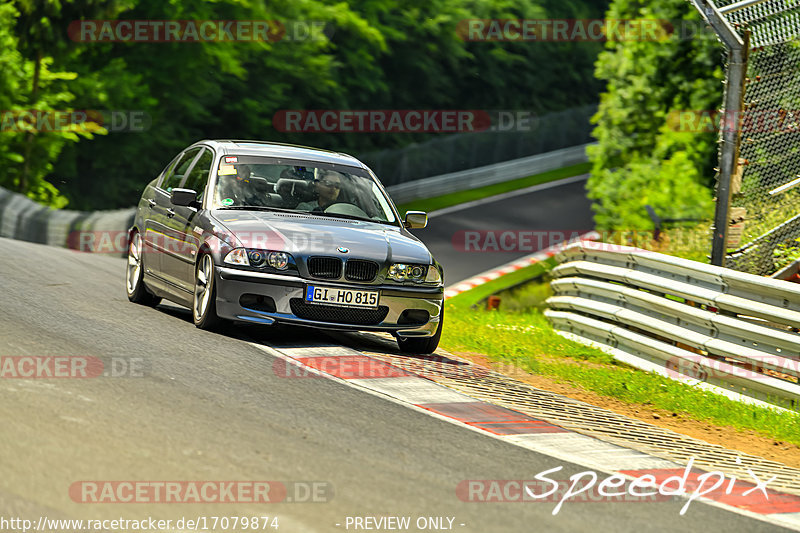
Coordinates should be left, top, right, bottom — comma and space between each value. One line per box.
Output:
504, 433, 683, 471
774, 514, 800, 528
428, 174, 589, 219
348, 377, 476, 404
277, 345, 361, 357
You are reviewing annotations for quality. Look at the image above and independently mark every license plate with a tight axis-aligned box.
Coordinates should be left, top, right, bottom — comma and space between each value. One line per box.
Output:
305, 286, 379, 308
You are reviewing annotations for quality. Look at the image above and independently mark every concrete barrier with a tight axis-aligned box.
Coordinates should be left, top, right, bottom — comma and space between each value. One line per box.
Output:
0, 186, 135, 255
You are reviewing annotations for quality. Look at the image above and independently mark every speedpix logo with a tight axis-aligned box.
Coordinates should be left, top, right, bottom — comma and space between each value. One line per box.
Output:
458, 458, 777, 515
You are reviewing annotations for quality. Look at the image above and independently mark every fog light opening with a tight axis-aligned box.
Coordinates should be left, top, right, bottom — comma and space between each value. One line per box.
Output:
239, 294, 277, 313
398, 309, 430, 325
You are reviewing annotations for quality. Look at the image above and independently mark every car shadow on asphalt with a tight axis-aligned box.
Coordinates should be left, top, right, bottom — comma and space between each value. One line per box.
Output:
151, 301, 452, 364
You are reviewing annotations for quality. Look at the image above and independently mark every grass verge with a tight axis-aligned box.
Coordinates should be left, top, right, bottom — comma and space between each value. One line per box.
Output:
394, 162, 590, 216
441, 263, 800, 446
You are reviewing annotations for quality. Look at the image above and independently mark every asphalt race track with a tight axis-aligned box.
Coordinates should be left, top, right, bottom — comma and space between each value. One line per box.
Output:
410, 175, 594, 284
0, 237, 788, 532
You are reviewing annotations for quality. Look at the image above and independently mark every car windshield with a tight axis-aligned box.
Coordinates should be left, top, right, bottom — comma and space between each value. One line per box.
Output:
212, 157, 397, 224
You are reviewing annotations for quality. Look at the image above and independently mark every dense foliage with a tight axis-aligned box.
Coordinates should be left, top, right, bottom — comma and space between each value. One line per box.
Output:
587, 0, 724, 230
2, 0, 607, 209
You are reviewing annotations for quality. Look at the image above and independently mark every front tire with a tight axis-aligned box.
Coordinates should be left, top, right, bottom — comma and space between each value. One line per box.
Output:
193, 253, 222, 330
397, 307, 444, 354
126, 231, 161, 306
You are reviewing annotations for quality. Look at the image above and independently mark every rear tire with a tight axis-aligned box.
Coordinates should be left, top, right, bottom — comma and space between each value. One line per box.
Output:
397, 307, 444, 354
126, 231, 161, 306
193, 253, 222, 330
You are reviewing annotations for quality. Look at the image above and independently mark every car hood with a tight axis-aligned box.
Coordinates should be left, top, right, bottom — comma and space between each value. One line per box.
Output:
211, 210, 432, 264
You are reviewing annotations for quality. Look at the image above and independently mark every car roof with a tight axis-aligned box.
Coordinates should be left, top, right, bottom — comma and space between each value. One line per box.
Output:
193, 140, 367, 169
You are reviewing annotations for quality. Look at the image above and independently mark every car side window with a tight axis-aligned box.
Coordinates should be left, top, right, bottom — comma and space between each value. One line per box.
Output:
158, 154, 181, 186
161, 147, 202, 192
181, 149, 213, 201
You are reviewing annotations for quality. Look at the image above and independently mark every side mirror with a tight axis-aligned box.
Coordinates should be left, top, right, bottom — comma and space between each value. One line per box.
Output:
404, 211, 428, 229
171, 188, 198, 207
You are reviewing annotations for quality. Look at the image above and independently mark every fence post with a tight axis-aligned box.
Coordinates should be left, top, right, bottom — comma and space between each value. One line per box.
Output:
713, 37, 749, 266
689, 0, 749, 267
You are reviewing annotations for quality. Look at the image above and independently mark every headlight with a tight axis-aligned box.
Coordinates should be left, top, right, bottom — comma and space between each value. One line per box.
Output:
247, 250, 266, 267
225, 248, 293, 271
224, 248, 249, 266
388, 263, 433, 283
268, 252, 289, 270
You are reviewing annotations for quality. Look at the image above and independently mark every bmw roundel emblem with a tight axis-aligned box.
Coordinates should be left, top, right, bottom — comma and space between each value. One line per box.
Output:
337, 247, 349, 254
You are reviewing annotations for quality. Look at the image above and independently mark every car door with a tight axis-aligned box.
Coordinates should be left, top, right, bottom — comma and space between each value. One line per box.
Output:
149, 147, 203, 288
143, 152, 182, 277
167, 147, 214, 291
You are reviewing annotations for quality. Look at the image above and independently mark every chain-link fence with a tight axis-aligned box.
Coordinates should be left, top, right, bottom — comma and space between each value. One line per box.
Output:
705, 0, 800, 275
357, 105, 596, 187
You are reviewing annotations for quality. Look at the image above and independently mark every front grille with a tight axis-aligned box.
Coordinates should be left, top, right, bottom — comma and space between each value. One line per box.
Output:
345, 259, 379, 282
307, 256, 342, 279
290, 299, 389, 325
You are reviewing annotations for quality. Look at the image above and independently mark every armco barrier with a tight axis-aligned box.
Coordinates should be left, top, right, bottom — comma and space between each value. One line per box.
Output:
545, 241, 800, 411
385, 144, 591, 205
0, 186, 135, 253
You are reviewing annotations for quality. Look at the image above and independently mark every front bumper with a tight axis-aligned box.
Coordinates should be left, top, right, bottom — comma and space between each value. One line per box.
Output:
215, 267, 444, 337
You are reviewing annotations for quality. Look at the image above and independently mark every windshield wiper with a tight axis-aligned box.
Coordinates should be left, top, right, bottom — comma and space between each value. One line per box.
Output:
217, 205, 295, 213
217, 205, 396, 225
308, 211, 394, 225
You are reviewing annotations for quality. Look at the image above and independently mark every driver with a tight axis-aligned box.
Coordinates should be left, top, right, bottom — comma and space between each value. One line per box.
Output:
296, 170, 343, 212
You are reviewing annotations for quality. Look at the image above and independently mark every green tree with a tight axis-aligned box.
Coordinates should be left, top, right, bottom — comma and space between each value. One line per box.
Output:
4, 0, 132, 205
0, 2, 108, 206
587, 0, 724, 229
48, 0, 611, 209
53, 0, 382, 208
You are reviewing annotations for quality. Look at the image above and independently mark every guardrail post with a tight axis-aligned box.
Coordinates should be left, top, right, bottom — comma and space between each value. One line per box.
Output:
689, 0, 749, 266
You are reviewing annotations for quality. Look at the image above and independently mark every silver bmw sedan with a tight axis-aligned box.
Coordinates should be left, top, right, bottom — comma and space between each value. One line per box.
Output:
126, 140, 444, 353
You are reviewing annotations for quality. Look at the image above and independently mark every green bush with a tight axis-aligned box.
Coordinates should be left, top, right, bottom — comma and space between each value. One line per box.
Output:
588, 0, 724, 230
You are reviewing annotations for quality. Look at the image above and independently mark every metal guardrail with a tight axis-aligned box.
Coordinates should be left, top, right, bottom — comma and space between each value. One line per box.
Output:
545, 241, 800, 411
360, 105, 597, 186
385, 144, 591, 205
